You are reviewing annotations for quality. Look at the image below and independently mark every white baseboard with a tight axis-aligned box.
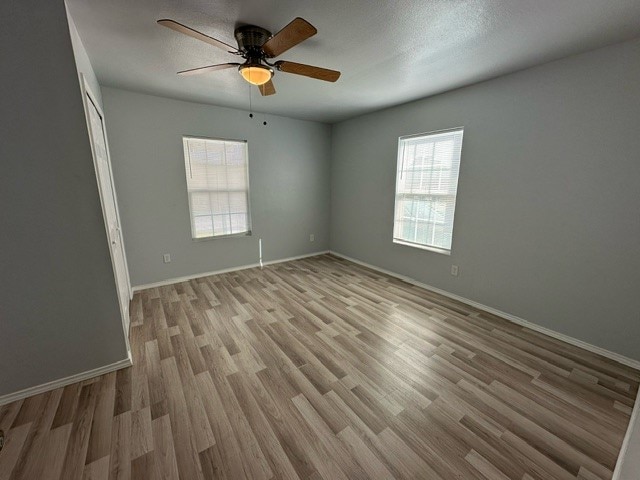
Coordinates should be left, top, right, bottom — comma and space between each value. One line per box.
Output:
132, 250, 331, 292
329, 250, 640, 371
0, 356, 132, 406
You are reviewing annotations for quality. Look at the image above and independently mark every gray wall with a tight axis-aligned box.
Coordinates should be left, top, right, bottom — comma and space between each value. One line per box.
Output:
0, 0, 128, 396
330, 38, 640, 360
102, 88, 331, 287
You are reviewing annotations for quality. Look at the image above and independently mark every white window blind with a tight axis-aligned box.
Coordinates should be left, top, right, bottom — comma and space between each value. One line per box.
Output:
182, 136, 251, 239
393, 128, 464, 253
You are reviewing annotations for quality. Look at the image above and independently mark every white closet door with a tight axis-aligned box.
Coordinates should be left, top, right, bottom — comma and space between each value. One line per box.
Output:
83, 83, 131, 344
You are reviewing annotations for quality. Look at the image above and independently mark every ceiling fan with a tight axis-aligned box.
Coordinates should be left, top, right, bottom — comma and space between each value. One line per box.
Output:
157, 17, 341, 96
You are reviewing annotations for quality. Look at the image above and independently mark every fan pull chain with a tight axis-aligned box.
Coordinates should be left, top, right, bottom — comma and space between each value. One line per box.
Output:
247, 85, 267, 125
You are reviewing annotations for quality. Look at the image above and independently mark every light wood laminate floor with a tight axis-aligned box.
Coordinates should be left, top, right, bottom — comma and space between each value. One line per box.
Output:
0, 254, 638, 479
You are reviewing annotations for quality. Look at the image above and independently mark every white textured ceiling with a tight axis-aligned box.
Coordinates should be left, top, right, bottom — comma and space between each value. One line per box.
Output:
66, 0, 640, 123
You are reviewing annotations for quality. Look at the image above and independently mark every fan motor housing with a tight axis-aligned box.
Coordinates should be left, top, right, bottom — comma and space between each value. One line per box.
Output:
234, 25, 272, 57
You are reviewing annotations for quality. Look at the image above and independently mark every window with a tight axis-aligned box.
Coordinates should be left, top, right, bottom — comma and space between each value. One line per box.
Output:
182, 136, 251, 239
393, 128, 464, 254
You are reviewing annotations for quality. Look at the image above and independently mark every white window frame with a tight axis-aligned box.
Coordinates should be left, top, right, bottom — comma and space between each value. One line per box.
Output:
182, 135, 252, 240
392, 127, 464, 255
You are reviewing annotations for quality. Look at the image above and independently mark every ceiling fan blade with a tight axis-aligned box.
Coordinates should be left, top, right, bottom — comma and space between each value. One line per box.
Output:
261, 18, 317, 57
275, 61, 340, 82
177, 63, 240, 76
157, 19, 237, 52
258, 80, 276, 96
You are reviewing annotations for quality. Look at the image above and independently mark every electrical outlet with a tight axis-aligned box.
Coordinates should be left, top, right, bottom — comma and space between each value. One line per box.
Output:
451, 265, 459, 276
163, 253, 171, 263
309, 234, 315, 242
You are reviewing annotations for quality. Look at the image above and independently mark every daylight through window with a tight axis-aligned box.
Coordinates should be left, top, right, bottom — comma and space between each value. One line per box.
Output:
182, 136, 251, 239
393, 128, 464, 253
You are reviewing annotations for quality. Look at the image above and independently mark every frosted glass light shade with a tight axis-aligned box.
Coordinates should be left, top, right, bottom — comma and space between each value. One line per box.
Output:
239, 65, 272, 85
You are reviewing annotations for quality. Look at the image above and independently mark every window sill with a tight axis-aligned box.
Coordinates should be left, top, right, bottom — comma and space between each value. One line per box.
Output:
393, 239, 451, 256
192, 231, 252, 242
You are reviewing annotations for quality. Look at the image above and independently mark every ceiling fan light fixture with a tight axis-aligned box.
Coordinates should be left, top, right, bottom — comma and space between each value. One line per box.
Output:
158, 17, 340, 96
239, 64, 273, 86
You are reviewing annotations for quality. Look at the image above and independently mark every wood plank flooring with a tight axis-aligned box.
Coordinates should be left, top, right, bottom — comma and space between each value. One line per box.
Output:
0, 254, 638, 479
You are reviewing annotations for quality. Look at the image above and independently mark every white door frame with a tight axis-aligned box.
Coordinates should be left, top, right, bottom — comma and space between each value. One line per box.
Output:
80, 74, 132, 357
